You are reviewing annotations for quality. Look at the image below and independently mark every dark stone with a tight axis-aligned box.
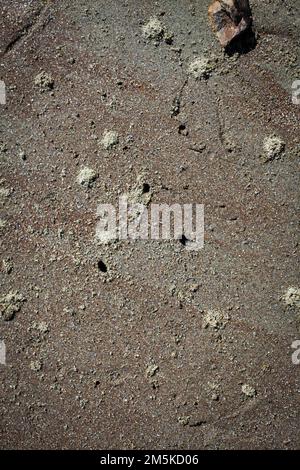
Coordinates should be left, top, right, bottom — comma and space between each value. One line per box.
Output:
208, 0, 253, 48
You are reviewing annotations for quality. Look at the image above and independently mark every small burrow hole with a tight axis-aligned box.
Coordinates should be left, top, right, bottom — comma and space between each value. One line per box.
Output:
179, 235, 188, 246
97, 260, 108, 273
178, 123, 188, 135
142, 183, 150, 194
